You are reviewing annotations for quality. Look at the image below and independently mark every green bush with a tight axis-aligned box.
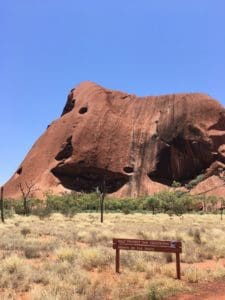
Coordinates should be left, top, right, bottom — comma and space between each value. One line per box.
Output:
4, 198, 44, 216
3, 189, 224, 218
185, 174, 204, 190
45, 192, 100, 215
122, 207, 131, 214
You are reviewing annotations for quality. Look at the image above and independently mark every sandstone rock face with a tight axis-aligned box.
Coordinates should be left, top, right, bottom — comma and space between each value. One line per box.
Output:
4, 82, 225, 199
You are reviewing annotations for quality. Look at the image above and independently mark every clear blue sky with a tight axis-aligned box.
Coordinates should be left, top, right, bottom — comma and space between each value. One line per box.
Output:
0, 0, 225, 185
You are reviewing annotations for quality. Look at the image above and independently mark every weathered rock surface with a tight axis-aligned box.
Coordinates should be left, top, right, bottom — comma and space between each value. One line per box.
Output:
3, 81, 225, 199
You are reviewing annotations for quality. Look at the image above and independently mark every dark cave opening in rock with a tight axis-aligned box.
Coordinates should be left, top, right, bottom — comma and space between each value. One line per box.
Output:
148, 136, 213, 184
16, 167, 23, 175
123, 166, 134, 174
51, 163, 129, 193
79, 107, 88, 114
55, 136, 73, 161
61, 98, 76, 116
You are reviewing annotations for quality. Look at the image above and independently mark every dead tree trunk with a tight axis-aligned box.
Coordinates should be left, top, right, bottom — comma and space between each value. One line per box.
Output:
99, 176, 106, 223
100, 192, 105, 223
23, 197, 28, 216
18, 182, 38, 216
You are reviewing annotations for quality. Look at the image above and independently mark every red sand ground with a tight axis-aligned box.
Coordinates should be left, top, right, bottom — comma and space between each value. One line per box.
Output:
168, 259, 225, 300
168, 280, 225, 300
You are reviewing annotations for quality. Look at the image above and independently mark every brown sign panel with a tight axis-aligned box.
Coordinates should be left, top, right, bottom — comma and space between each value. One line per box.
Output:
113, 238, 181, 250
113, 238, 182, 279
114, 244, 181, 253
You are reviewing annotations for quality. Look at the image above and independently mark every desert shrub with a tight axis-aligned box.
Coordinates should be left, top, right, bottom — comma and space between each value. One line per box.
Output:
45, 193, 79, 215
0, 231, 55, 255
72, 271, 91, 295
96, 229, 113, 243
151, 191, 195, 215
214, 241, 225, 259
4, 198, 43, 216
148, 190, 219, 215
24, 246, 41, 259
193, 229, 201, 244
182, 242, 201, 263
31, 267, 91, 300
105, 199, 122, 210
111, 272, 144, 299
144, 196, 161, 214
55, 247, 77, 263
45, 192, 100, 215
106, 197, 146, 212
212, 266, 225, 280
12, 200, 25, 214
29, 198, 46, 216
122, 207, 131, 214
198, 244, 214, 260
21, 227, 31, 236
79, 247, 112, 270
148, 277, 189, 299
85, 279, 111, 300
171, 180, 181, 188
161, 264, 176, 278
0, 255, 32, 291
1, 198, 14, 218
44, 193, 147, 215
30, 280, 77, 300
31, 269, 50, 285
132, 257, 148, 272
185, 174, 204, 190
120, 251, 153, 271
76, 228, 112, 246
184, 267, 199, 283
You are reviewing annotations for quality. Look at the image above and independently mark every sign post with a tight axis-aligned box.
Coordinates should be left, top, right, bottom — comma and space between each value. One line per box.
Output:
116, 248, 120, 273
113, 238, 182, 279
176, 252, 181, 280
0, 186, 4, 223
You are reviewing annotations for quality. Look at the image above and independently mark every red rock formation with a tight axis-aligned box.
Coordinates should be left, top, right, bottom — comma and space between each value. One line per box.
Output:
3, 81, 225, 199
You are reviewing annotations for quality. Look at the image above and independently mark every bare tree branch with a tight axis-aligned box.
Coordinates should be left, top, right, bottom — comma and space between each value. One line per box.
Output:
18, 181, 38, 215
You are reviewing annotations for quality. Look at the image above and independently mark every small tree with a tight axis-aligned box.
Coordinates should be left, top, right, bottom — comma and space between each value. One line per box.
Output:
0, 186, 4, 223
145, 196, 160, 214
18, 181, 38, 215
156, 191, 175, 215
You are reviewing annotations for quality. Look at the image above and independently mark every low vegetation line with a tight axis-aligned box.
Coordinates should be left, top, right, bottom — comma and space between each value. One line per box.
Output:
2, 190, 225, 219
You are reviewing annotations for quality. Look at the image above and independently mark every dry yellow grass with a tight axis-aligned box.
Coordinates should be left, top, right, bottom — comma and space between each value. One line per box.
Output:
0, 212, 224, 299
